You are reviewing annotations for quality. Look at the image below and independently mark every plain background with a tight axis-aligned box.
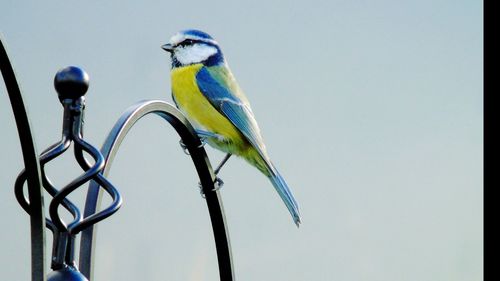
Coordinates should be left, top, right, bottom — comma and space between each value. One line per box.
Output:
1, 1, 482, 280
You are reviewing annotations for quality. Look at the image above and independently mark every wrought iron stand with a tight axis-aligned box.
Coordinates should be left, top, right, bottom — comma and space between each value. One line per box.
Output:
1, 36, 234, 281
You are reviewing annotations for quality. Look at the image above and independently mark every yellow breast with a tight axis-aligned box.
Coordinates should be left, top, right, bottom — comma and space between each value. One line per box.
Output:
171, 64, 268, 173
171, 64, 243, 142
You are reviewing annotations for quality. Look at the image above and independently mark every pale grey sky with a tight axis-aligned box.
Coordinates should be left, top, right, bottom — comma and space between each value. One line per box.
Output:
1, 1, 482, 280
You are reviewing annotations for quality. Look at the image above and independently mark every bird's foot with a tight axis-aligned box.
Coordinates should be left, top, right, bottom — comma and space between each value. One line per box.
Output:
198, 177, 224, 198
213, 177, 224, 190
179, 137, 208, 155
179, 139, 190, 155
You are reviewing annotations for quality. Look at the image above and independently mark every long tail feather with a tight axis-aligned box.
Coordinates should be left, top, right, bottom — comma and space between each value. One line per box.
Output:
268, 166, 301, 227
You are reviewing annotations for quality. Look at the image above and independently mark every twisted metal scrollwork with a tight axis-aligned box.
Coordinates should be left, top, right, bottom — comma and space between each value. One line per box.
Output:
12, 67, 122, 280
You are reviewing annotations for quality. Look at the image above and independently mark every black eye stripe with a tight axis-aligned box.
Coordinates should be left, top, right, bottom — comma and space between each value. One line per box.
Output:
178, 39, 197, 47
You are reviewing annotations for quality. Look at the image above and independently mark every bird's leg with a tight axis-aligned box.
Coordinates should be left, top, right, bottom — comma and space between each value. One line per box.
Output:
184, 130, 229, 197
214, 153, 232, 175
210, 153, 232, 192
197, 153, 232, 197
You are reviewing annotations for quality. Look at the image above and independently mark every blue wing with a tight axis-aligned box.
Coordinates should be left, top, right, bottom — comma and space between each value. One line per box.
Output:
196, 66, 301, 225
195, 66, 272, 169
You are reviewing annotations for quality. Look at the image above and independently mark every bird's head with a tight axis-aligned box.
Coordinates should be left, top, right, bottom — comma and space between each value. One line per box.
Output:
162, 29, 225, 68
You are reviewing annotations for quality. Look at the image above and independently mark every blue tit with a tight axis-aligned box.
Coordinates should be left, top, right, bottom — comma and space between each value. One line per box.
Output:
162, 29, 301, 226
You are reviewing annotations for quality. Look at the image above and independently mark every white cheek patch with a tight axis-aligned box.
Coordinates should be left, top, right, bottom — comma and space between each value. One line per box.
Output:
175, 44, 218, 65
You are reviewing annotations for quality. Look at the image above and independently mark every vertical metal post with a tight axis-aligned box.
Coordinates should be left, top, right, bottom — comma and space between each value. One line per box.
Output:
1, 36, 47, 281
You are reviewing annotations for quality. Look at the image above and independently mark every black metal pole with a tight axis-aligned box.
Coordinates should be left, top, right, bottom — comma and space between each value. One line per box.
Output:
0, 36, 47, 281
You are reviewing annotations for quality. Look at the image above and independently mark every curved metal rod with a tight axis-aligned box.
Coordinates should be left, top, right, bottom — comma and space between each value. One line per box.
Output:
67, 107, 123, 235
68, 173, 122, 235
40, 137, 81, 221
73, 132, 94, 171
14, 169, 56, 234
70, 131, 123, 236
48, 115, 106, 231
79, 99, 234, 281
15, 137, 81, 227
14, 139, 73, 235
1, 36, 46, 281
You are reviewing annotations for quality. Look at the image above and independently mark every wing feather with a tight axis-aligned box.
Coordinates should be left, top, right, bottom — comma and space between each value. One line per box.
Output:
196, 66, 272, 171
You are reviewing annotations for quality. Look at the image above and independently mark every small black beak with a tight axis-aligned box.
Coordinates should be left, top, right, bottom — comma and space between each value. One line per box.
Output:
161, 43, 174, 53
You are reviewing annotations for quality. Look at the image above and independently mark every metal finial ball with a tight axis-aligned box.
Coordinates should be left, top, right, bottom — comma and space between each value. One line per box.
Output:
47, 268, 89, 281
54, 66, 89, 103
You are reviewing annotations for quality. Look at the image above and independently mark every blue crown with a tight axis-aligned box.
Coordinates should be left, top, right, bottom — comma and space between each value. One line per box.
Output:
180, 29, 215, 41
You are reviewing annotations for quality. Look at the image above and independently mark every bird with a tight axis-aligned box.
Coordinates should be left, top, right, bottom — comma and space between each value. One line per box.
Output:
161, 29, 301, 226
